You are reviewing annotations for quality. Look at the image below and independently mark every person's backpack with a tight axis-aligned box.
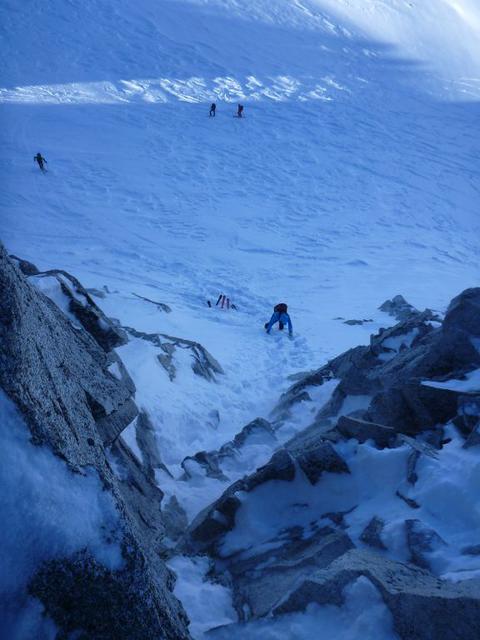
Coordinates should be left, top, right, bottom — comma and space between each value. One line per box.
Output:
274, 303, 288, 314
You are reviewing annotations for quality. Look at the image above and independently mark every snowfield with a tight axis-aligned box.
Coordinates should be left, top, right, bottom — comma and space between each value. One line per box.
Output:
1, 0, 480, 637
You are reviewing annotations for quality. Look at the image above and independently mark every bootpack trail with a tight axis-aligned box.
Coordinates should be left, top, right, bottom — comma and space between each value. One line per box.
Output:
1, 0, 480, 540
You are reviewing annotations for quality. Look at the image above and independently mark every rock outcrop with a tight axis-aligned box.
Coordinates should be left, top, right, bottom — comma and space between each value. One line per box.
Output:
0, 246, 190, 639
10, 254, 129, 352
178, 289, 480, 639
275, 549, 480, 640
274, 288, 480, 442
181, 418, 277, 481
125, 326, 224, 382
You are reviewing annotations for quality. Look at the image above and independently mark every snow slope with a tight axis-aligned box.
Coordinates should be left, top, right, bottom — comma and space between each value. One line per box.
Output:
1, 0, 479, 462
1, 0, 480, 637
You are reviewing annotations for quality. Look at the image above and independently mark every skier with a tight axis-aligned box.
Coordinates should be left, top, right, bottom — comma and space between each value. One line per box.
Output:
237, 104, 244, 118
209, 102, 216, 117
264, 303, 293, 336
34, 152, 47, 172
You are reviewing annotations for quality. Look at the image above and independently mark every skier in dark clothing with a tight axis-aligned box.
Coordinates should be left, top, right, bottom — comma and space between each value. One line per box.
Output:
237, 104, 244, 118
34, 152, 47, 172
209, 103, 216, 117
265, 303, 293, 336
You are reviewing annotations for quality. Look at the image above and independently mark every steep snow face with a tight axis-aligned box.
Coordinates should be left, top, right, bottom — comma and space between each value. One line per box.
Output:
1, 1, 479, 637
1, 0, 479, 523
309, 0, 480, 86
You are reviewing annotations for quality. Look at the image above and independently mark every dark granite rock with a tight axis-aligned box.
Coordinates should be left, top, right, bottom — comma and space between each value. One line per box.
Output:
274, 549, 480, 640
245, 449, 296, 491
125, 326, 224, 382
9, 253, 40, 275
0, 246, 190, 640
186, 492, 243, 553
292, 441, 349, 484
135, 410, 173, 479
29, 548, 181, 640
443, 288, 480, 337
181, 418, 277, 481
132, 292, 172, 313
163, 496, 189, 542
463, 424, 480, 449
360, 517, 387, 550
367, 382, 462, 435
453, 395, 480, 437
182, 450, 229, 481
379, 295, 427, 322
181, 448, 298, 555
336, 415, 396, 448
31, 269, 128, 352
462, 545, 480, 556
405, 519, 447, 570
396, 491, 420, 510
343, 318, 373, 326
277, 291, 480, 442
226, 526, 354, 620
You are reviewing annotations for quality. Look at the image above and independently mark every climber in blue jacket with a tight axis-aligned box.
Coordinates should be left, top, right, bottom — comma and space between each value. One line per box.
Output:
264, 303, 293, 336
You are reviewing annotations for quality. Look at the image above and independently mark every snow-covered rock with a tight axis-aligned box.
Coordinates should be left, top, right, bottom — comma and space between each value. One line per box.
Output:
274, 549, 480, 640
0, 246, 190, 639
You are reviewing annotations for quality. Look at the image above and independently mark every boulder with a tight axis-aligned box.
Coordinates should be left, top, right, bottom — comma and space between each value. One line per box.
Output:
296, 297, 480, 440
162, 496, 189, 542
275, 549, 480, 640
181, 450, 228, 480
367, 383, 462, 435
290, 440, 349, 484
227, 526, 354, 620
443, 288, 480, 337
181, 418, 277, 481
272, 366, 335, 421
336, 415, 396, 447
229, 417, 276, 449
182, 449, 299, 555
405, 519, 446, 570
360, 517, 387, 550
379, 295, 425, 322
